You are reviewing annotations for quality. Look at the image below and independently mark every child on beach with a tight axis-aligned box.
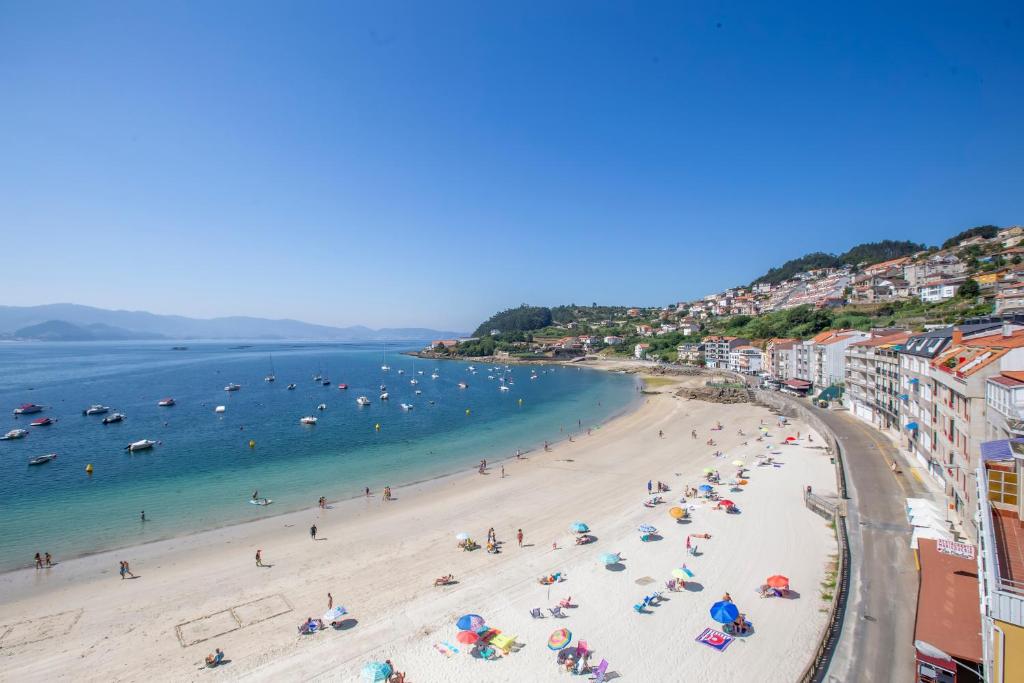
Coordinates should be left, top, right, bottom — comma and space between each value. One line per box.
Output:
255, 549, 263, 567
517, 529, 524, 547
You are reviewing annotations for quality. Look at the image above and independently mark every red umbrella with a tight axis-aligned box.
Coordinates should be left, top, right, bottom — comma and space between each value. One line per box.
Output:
718, 500, 735, 507
785, 436, 796, 442
766, 574, 790, 588
456, 630, 479, 644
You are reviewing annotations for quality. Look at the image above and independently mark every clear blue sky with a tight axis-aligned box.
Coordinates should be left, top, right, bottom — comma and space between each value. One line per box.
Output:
1, 2, 1021, 330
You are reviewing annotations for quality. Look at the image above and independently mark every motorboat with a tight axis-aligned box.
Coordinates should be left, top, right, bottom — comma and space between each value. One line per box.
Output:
321, 379, 331, 386
1, 428, 28, 440
414, 389, 422, 395
458, 382, 468, 389
158, 398, 175, 407
417, 370, 424, 375
468, 366, 476, 372
224, 383, 241, 392
356, 396, 371, 406
126, 439, 156, 452
102, 413, 125, 424
410, 378, 419, 385
380, 392, 389, 400
380, 384, 387, 391
317, 403, 327, 411
287, 384, 297, 390
300, 416, 318, 425
83, 404, 110, 416
499, 385, 510, 392
431, 372, 439, 379
337, 383, 348, 390
30, 417, 53, 427
29, 454, 57, 466
398, 369, 405, 375
215, 405, 226, 413
400, 403, 414, 410
13, 403, 44, 415
265, 374, 276, 382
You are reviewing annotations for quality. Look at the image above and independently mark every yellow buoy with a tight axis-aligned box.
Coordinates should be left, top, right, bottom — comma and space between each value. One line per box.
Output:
375, 423, 381, 431
85, 463, 93, 474
248, 439, 256, 448
465, 408, 471, 416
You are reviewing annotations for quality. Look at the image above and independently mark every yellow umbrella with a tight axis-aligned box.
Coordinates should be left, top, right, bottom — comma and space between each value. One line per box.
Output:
671, 567, 688, 579
669, 507, 685, 519
731, 459, 744, 466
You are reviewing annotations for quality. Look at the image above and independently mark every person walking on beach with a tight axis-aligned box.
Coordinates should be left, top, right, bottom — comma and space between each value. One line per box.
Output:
45, 552, 52, 568
140, 510, 146, 522
501, 465, 505, 478
328, 593, 333, 609
486, 527, 495, 544
255, 549, 263, 567
120, 561, 135, 579
310, 524, 317, 540
659, 429, 663, 438
34, 553, 42, 569
647, 480, 652, 495
691, 429, 697, 439
517, 529, 524, 547
365, 487, 370, 497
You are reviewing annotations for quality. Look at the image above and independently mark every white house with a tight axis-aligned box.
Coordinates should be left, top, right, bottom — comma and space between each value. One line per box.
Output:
603, 335, 623, 345
634, 343, 650, 360
918, 279, 964, 303
728, 346, 763, 374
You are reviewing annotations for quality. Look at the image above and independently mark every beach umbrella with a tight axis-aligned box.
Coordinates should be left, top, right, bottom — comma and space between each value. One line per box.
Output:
570, 522, 590, 533
638, 524, 657, 533
698, 484, 713, 492
323, 606, 348, 622
766, 574, 790, 589
599, 552, 620, 565
786, 436, 796, 442
731, 459, 744, 466
456, 614, 485, 631
669, 507, 685, 519
709, 601, 740, 624
456, 630, 479, 645
548, 628, 573, 651
718, 500, 735, 507
455, 532, 469, 541
671, 567, 689, 579
360, 661, 393, 681
702, 467, 714, 473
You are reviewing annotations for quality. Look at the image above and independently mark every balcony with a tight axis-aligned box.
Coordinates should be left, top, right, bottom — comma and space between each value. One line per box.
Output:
977, 468, 1024, 627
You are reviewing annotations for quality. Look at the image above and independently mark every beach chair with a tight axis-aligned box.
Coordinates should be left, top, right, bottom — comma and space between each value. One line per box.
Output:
589, 659, 609, 682
632, 603, 645, 613
652, 591, 663, 603
559, 596, 574, 608
549, 606, 566, 618
529, 607, 544, 619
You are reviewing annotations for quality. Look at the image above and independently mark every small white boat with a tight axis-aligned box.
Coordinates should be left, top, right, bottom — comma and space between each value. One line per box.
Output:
317, 403, 327, 411
415, 389, 422, 395
14, 403, 44, 415
224, 383, 241, 392
215, 405, 226, 413
83, 404, 110, 416
431, 372, 439, 379
287, 383, 297, 390
458, 382, 468, 389
1, 428, 29, 440
158, 398, 175, 407
499, 385, 510, 392
468, 366, 476, 371
300, 416, 318, 425
410, 378, 419, 385
398, 369, 405, 375
250, 498, 273, 506
380, 392, 389, 400
400, 403, 414, 410
126, 439, 156, 452
102, 413, 125, 424
381, 365, 391, 371
356, 396, 371, 406
417, 370, 424, 375
380, 384, 387, 391
29, 453, 57, 466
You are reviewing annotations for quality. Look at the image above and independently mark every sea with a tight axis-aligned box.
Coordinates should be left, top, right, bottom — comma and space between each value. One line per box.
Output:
0, 341, 638, 572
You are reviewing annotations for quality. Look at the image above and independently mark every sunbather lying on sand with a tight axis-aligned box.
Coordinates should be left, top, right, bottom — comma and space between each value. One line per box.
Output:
205, 648, 224, 667
434, 574, 454, 586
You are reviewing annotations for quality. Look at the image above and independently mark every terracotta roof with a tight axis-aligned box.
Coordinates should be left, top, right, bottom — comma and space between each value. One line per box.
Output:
914, 538, 982, 663
932, 330, 1024, 377
989, 374, 1024, 387
1000, 371, 1024, 384
849, 332, 910, 349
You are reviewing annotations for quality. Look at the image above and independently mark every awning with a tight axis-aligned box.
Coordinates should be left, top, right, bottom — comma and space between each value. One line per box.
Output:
905, 422, 919, 431
898, 394, 909, 401
909, 378, 919, 385
784, 379, 811, 388
914, 538, 982, 664
979, 438, 1024, 462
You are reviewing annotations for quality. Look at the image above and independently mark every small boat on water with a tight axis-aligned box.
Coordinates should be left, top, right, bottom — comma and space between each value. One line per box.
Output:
30, 417, 53, 427
317, 403, 327, 411
287, 384, 297, 390
380, 392, 389, 400
83, 404, 110, 416
499, 385, 510, 392
431, 372, 439, 379
29, 453, 57, 466
417, 370, 424, 375
337, 383, 348, 390
458, 382, 468, 389
158, 398, 176, 407
265, 354, 276, 382
410, 378, 419, 385
102, 413, 125, 424
415, 389, 422, 395
381, 342, 390, 371
126, 439, 156, 452
215, 405, 226, 413
2, 428, 29, 440
467, 366, 476, 372
321, 379, 331, 386
356, 396, 371, 406
398, 369, 405, 375
224, 383, 241, 392
400, 403, 414, 410
250, 498, 272, 506
380, 384, 387, 391
13, 403, 44, 415
300, 416, 318, 425
171, 346, 188, 351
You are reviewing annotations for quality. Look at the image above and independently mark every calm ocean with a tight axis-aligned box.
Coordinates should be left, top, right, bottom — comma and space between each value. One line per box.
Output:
0, 341, 637, 572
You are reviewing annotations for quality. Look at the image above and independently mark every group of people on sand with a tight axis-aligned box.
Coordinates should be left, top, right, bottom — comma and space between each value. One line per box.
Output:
118, 560, 136, 579
33, 552, 53, 569
382, 486, 393, 501
317, 496, 327, 509
477, 459, 488, 474
646, 480, 669, 494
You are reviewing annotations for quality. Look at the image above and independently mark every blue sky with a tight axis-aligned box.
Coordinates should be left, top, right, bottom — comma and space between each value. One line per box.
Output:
1, 2, 1022, 330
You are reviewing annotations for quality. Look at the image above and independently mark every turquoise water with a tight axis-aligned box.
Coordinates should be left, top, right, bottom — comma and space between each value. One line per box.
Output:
0, 341, 637, 572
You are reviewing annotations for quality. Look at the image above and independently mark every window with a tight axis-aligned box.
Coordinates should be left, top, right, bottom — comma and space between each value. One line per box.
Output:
988, 468, 1019, 506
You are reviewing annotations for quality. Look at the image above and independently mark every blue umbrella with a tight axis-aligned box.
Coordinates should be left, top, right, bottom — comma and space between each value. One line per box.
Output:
638, 524, 657, 533
456, 613, 485, 631
360, 661, 393, 681
698, 484, 713, 492
709, 600, 739, 624
570, 522, 590, 533
599, 552, 620, 565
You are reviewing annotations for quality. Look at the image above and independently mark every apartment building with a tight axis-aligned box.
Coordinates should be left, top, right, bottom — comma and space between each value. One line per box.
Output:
728, 345, 763, 374
844, 332, 909, 432
984, 371, 1024, 441
899, 329, 958, 482
702, 336, 749, 369
797, 329, 869, 388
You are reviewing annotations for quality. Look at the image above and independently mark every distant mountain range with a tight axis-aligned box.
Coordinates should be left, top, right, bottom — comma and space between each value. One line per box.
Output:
0, 304, 466, 342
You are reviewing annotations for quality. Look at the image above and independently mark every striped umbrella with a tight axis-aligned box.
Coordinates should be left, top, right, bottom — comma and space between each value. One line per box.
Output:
548, 628, 573, 650
360, 661, 393, 681
638, 524, 657, 533
456, 614, 484, 631
671, 567, 689, 579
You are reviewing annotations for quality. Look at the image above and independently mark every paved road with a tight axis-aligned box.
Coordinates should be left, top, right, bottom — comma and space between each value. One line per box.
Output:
815, 408, 929, 683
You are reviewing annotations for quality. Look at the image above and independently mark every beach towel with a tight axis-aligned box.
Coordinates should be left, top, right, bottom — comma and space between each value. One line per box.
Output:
695, 628, 734, 652
683, 566, 694, 578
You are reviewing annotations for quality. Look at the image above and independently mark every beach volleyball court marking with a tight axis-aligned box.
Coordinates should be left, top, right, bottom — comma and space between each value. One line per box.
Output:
0, 608, 84, 649
175, 594, 293, 647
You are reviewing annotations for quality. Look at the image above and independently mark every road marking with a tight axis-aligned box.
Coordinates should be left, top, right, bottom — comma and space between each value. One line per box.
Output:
911, 469, 923, 484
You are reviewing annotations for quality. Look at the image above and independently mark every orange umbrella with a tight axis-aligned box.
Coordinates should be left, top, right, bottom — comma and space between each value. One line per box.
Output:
766, 574, 789, 588
669, 507, 685, 519
456, 630, 479, 644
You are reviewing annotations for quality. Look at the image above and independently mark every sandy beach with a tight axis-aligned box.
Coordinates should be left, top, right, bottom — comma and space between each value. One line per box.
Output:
0, 370, 838, 682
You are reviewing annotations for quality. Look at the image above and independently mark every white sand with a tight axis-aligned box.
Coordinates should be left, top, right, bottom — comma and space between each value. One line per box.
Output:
0, 375, 837, 682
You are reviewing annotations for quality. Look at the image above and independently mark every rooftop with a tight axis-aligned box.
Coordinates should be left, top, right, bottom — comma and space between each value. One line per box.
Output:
914, 538, 983, 664
993, 507, 1024, 586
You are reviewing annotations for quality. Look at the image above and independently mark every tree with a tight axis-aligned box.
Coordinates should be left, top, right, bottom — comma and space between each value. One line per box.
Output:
942, 225, 998, 250
959, 278, 980, 299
